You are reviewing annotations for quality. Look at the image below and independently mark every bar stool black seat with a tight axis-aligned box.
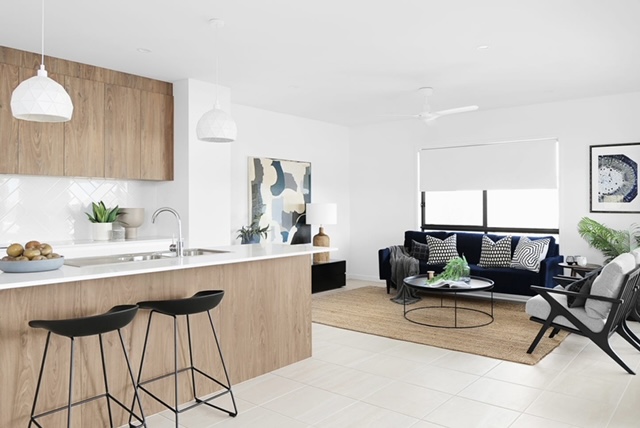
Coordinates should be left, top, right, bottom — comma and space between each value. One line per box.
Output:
28, 305, 145, 428
135, 290, 237, 427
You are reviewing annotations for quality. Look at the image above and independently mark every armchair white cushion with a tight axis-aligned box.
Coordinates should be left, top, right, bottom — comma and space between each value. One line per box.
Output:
585, 253, 635, 319
525, 292, 606, 333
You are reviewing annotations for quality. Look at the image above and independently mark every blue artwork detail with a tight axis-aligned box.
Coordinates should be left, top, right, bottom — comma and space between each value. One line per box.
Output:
598, 154, 638, 203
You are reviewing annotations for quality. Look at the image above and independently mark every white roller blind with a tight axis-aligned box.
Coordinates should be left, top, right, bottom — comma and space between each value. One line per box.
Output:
420, 138, 558, 191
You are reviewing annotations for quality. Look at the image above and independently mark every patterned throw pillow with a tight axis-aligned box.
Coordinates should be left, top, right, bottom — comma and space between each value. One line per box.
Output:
510, 237, 550, 272
478, 235, 512, 268
426, 234, 458, 265
410, 240, 429, 261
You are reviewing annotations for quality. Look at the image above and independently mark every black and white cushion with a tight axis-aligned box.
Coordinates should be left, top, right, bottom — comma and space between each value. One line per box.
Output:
510, 237, 550, 272
410, 240, 429, 261
478, 235, 512, 268
426, 234, 458, 265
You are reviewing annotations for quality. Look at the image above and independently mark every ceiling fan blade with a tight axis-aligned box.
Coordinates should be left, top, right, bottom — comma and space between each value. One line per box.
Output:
432, 105, 479, 117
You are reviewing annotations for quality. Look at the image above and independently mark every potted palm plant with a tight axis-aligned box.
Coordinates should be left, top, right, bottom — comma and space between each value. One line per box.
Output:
236, 220, 269, 244
577, 217, 640, 263
86, 201, 121, 241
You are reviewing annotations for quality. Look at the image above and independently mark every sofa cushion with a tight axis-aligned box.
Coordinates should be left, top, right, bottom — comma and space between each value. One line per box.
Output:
585, 253, 636, 319
525, 293, 606, 333
510, 237, 550, 272
410, 240, 429, 261
478, 235, 512, 268
426, 234, 458, 265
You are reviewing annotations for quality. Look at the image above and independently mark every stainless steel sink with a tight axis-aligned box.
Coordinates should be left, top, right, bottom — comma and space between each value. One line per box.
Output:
64, 248, 230, 267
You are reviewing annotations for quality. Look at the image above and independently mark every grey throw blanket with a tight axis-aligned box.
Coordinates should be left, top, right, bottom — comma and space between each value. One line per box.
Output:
389, 245, 421, 304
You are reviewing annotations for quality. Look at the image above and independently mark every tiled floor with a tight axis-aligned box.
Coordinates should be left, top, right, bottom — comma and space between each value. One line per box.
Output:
143, 280, 640, 428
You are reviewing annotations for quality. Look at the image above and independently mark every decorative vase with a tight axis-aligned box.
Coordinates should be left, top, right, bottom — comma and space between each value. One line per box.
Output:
241, 235, 260, 245
118, 208, 145, 239
461, 263, 471, 283
92, 222, 113, 241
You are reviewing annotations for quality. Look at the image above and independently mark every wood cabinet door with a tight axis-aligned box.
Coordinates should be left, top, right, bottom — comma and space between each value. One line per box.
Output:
140, 91, 173, 180
64, 76, 105, 177
0, 63, 19, 174
105, 84, 140, 179
17, 68, 65, 176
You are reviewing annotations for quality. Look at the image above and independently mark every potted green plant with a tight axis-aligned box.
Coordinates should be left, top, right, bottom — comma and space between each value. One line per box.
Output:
577, 217, 640, 263
236, 220, 269, 244
429, 255, 470, 283
85, 201, 121, 241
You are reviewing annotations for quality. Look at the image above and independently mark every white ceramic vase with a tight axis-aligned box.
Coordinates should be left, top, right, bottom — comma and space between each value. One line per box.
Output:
92, 222, 113, 241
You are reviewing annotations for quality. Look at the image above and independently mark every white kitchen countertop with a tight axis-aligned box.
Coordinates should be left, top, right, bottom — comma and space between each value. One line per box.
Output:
0, 243, 334, 291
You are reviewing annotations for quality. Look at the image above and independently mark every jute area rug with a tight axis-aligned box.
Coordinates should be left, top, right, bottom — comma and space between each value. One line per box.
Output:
312, 286, 568, 365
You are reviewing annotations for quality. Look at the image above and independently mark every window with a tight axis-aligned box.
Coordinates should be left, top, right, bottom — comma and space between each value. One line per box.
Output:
420, 139, 560, 235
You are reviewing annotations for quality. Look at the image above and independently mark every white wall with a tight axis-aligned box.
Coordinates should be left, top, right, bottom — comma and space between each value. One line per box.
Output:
229, 104, 351, 261
349, 91, 640, 280
157, 79, 232, 248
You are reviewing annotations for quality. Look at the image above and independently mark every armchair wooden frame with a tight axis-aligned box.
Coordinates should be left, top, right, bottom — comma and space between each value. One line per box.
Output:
527, 267, 640, 374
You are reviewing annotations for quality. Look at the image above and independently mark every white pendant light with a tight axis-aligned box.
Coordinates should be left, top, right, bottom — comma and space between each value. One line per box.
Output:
196, 18, 236, 143
11, 0, 73, 122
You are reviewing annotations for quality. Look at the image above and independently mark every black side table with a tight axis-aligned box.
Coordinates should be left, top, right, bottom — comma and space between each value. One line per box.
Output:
312, 260, 346, 293
559, 262, 602, 277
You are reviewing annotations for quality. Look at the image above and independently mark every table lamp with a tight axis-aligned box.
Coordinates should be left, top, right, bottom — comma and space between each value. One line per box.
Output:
306, 203, 337, 263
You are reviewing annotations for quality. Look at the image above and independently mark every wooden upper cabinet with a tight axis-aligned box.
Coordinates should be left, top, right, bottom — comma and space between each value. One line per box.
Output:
64, 76, 105, 177
105, 84, 141, 179
0, 46, 173, 180
141, 91, 173, 180
0, 63, 19, 174
17, 68, 65, 176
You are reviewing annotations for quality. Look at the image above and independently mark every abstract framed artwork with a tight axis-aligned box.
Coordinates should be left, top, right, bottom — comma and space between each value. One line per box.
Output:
249, 157, 312, 244
590, 142, 640, 213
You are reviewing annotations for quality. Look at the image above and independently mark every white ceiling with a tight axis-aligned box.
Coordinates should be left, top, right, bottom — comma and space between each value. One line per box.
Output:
2, 0, 640, 126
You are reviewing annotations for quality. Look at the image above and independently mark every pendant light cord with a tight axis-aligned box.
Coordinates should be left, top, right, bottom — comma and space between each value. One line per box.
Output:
41, 0, 45, 67
215, 21, 219, 103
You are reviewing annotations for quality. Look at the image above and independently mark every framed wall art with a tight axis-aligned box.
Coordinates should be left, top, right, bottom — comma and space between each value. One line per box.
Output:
249, 157, 312, 244
590, 142, 640, 213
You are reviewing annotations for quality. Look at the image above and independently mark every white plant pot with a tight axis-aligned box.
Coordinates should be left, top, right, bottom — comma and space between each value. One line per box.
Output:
92, 223, 113, 241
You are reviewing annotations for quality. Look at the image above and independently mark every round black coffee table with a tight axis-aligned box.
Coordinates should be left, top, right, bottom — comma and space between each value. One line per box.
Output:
402, 275, 494, 328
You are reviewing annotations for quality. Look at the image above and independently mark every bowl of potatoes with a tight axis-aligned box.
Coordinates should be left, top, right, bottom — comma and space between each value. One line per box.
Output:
0, 241, 64, 273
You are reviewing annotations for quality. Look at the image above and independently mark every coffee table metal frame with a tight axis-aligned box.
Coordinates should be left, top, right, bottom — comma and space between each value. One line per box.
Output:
403, 275, 495, 329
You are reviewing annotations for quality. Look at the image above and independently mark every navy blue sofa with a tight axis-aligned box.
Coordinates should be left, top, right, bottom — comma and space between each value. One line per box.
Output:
378, 230, 563, 296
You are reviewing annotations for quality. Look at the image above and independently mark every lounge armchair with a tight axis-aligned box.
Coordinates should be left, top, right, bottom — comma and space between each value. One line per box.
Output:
525, 253, 640, 374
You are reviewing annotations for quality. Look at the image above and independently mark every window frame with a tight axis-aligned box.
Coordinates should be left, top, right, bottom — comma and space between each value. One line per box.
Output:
420, 190, 560, 235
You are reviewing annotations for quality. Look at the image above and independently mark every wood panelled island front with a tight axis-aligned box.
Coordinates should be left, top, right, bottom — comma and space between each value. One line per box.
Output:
0, 252, 312, 427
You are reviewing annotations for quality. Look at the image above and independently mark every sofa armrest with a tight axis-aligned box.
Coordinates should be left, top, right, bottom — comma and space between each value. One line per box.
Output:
540, 254, 564, 288
378, 247, 392, 280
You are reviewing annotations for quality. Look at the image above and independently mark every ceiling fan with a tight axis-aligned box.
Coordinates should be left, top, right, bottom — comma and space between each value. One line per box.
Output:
393, 87, 479, 124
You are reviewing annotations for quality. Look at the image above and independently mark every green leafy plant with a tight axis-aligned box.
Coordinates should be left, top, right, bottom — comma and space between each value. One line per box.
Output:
236, 220, 269, 244
429, 255, 470, 283
577, 217, 640, 263
85, 201, 121, 223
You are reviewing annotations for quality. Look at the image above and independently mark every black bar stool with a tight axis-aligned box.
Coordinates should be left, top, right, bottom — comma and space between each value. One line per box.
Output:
28, 305, 145, 428
134, 290, 237, 427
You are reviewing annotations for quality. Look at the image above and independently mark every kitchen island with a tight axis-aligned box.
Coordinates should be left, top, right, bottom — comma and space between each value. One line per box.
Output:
0, 243, 325, 426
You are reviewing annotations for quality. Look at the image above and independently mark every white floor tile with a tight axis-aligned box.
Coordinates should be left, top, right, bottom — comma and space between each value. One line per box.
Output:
546, 371, 629, 405
312, 341, 378, 366
261, 385, 356, 425
509, 413, 579, 428
399, 364, 479, 394
430, 350, 500, 375
423, 396, 520, 428
458, 377, 542, 411
303, 364, 393, 399
346, 352, 424, 378
231, 373, 304, 406
485, 360, 562, 389
314, 401, 419, 428
209, 406, 309, 428
525, 390, 616, 428
380, 340, 451, 364
361, 380, 452, 419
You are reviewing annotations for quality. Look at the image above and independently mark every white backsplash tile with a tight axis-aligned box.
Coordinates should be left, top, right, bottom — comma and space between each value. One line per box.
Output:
0, 175, 159, 245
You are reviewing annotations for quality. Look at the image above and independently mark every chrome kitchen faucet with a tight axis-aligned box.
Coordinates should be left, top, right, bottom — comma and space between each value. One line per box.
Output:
152, 207, 184, 257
